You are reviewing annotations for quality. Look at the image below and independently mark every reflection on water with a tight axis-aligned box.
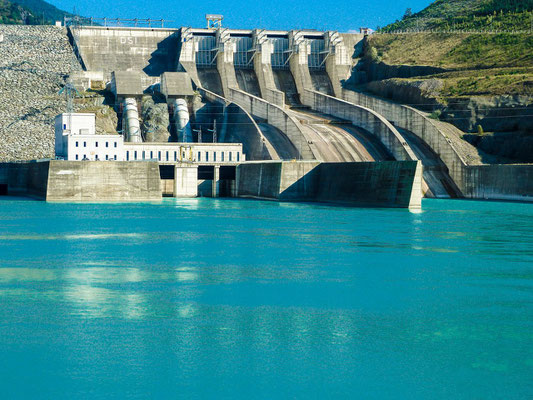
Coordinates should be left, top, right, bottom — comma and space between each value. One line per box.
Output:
0, 198, 532, 398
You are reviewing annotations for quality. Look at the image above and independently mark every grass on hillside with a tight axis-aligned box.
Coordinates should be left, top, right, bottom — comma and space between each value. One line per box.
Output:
386, 67, 533, 97
369, 33, 533, 69
380, 0, 533, 32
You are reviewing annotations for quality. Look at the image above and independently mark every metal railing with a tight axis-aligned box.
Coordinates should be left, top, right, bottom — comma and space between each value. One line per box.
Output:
64, 17, 175, 28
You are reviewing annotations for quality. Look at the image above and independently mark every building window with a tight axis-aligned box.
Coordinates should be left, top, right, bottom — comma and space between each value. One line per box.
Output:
83, 141, 86, 147
206, 152, 209, 162
134, 151, 137, 160
166, 151, 169, 161
95, 155, 99, 160
126, 151, 129, 161
114, 142, 117, 148
213, 152, 216, 162
229, 152, 232, 161
114, 155, 117, 160
63, 124, 67, 130
106, 155, 109, 160
174, 151, 177, 161
237, 152, 240, 162
197, 152, 201, 161
221, 152, 224, 162
75, 154, 78, 160
75, 141, 79, 147
106, 142, 109, 148
158, 151, 161, 161
95, 142, 98, 148
142, 151, 145, 160
150, 151, 153, 160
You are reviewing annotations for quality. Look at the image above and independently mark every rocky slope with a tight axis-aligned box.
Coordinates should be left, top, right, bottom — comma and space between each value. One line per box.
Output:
0, 25, 81, 161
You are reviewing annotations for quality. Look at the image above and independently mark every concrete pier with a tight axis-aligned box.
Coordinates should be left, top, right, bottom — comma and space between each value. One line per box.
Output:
252, 29, 285, 106
175, 165, 198, 198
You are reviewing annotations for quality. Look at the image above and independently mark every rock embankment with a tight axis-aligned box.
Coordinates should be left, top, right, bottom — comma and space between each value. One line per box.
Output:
0, 25, 81, 161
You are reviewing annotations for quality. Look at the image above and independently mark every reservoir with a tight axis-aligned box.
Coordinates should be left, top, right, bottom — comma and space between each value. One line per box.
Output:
0, 198, 531, 399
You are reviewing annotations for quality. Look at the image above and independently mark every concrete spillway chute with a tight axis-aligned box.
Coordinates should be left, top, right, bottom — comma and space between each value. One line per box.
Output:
173, 98, 192, 142
124, 98, 142, 143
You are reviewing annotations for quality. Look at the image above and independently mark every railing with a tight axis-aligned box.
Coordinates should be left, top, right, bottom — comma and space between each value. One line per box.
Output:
64, 17, 175, 28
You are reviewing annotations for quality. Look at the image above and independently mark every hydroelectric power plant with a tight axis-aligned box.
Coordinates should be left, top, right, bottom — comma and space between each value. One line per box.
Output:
1, 17, 532, 206
1, 5, 533, 399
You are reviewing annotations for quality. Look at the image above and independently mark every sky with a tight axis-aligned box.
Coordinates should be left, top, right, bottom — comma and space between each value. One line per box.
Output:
48, 0, 434, 31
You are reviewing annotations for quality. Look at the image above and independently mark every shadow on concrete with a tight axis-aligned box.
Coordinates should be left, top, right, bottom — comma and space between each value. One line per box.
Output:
143, 33, 179, 77
238, 161, 420, 208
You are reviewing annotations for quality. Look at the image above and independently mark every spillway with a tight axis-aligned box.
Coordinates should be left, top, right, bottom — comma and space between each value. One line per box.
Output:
309, 70, 334, 96
256, 123, 299, 160
273, 70, 301, 106
197, 68, 224, 96
398, 128, 461, 198
289, 109, 391, 162
235, 69, 262, 98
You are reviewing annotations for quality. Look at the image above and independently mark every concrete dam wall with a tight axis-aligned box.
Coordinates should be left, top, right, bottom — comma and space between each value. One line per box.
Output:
341, 89, 533, 201
237, 160, 422, 208
0, 161, 162, 202
71, 26, 179, 78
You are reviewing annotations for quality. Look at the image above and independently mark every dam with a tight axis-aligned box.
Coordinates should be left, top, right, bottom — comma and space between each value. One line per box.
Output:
1, 20, 532, 206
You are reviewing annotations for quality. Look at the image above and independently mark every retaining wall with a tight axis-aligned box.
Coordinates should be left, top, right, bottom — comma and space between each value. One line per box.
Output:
464, 165, 533, 202
237, 160, 422, 208
0, 161, 50, 198
0, 161, 162, 201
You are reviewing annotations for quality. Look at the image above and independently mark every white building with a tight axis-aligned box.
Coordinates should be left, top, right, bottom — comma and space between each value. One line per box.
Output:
54, 113, 245, 163
123, 143, 244, 164
55, 113, 124, 161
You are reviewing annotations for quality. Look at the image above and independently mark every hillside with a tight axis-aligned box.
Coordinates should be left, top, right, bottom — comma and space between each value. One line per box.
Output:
0, 0, 40, 24
0, 0, 73, 25
345, 0, 533, 162
9, 0, 73, 24
380, 0, 533, 32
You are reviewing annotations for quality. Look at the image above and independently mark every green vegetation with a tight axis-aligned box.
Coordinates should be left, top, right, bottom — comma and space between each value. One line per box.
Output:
0, 0, 40, 24
9, 0, 73, 24
366, 32, 533, 97
0, 0, 73, 25
380, 0, 533, 32
369, 33, 533, 69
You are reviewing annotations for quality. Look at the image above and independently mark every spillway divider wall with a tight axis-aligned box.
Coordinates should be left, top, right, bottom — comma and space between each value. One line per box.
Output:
226, 87, 315, 160
301, 89, 417, 162
199, 88, 279, 160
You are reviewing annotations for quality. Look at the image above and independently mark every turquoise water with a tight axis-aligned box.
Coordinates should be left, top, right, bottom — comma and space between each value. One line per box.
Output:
0, 197, 532, 399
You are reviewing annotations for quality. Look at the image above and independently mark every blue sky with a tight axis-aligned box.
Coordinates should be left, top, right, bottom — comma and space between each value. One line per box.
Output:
48, 0, 434, 31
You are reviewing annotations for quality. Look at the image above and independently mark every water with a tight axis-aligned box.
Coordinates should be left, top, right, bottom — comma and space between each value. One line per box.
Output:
0, 198, 532, 399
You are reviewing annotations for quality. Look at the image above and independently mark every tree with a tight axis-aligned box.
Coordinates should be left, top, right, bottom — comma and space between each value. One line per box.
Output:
403, 8, 413, 20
